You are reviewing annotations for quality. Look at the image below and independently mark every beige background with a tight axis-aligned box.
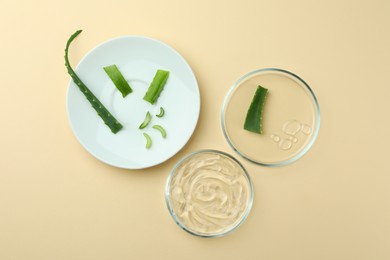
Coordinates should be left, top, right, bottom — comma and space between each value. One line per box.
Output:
1, 0, 389, 259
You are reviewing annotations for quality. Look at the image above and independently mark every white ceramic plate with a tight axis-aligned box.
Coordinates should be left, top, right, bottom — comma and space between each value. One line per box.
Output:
66, 36, 200, 169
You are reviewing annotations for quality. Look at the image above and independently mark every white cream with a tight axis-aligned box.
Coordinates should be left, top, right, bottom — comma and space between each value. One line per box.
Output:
168, 151, 252, 236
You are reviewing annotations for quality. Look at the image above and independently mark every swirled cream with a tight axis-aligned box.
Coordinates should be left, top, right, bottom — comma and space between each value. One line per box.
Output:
167, 151, 252, 236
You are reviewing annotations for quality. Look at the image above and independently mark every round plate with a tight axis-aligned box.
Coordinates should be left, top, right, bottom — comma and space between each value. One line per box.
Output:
66, 36, 200, 169
221, 68, 320, 166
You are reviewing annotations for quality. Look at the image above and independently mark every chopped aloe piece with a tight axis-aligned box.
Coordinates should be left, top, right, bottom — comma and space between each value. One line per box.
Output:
64, 30, 123, 134
143, 70, 169, 104
156, 107, 165, 118
103, 64, 133, 97
244, 85, 268, 134
152, 125, 166, 138
139, 111, 151, 129
143, 133, 152, 149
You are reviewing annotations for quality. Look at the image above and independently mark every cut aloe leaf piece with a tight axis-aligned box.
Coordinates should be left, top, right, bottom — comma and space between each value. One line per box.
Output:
244, 85, 268, 134
143, 70, 169, 104
103, 64, 133, 97
64, 30, 123, 134
139, 111, 151, 129
156, 107, 165, 118
143, 133, 152, 149
152, 125, 166, 138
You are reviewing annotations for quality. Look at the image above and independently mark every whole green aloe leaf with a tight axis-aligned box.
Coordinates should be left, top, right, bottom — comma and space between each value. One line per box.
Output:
65, 30, 123, 134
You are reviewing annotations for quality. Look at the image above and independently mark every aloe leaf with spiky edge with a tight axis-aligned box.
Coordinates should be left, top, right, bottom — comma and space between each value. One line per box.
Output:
65, 30, 123, 133
143, 70, 169, 104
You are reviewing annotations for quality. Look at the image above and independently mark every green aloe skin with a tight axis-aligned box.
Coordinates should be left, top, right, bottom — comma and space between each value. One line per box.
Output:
152, 125, 166, 138
103, 64, 133, 97
143, 70, 169, 104
65, 30, 123, 134
143, 133, 152, 149
244, 85, 268, 134
139, 111, 152, 129
156, 107, 165, 118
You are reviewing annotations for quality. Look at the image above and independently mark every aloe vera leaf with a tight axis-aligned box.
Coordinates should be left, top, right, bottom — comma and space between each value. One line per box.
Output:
244, 85, 268, 134
139, 111, 151, 129
152, 125, 166, 138
143, 70, 169, 104
143, 133, 152, 149
156, 107, 165, 118
65, 30, 123, 134
103, 64, 133, 97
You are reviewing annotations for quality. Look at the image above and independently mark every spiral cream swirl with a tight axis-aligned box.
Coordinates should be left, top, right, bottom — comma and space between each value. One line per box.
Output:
168, 151, 252, 236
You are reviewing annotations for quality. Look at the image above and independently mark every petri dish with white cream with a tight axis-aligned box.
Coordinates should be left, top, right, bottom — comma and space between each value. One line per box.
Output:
165, 150, 253, 237
221, 68, 320, 166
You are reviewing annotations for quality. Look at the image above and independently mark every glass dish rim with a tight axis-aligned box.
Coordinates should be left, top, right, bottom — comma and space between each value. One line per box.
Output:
164, 149, 254, 238
221, 68, 321, 167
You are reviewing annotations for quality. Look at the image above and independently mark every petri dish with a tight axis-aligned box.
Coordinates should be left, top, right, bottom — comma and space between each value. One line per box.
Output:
221, 68, 320, 166
165, 150, 253, 237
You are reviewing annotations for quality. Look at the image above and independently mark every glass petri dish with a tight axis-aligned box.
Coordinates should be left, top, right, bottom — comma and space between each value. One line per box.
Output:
165, 150, 253, 238
221, 68, 320, 166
